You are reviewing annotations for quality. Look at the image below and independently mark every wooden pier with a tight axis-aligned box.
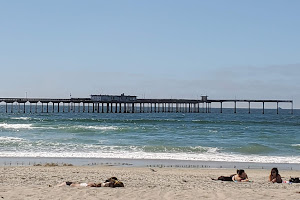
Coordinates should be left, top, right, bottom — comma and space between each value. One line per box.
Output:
0, 96, 293, 114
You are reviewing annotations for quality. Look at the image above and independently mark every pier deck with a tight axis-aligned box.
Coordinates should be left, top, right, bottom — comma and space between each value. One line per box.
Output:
0, 97, 293, 114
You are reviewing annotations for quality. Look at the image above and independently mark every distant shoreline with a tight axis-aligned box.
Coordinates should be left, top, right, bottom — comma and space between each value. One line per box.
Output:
0, 156, 299, 170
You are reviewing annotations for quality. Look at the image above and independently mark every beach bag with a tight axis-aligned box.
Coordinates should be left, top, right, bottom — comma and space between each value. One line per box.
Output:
289, 177, 300, 183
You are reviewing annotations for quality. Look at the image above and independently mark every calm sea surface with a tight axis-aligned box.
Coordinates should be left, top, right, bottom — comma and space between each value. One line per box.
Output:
0, 106, 299, 164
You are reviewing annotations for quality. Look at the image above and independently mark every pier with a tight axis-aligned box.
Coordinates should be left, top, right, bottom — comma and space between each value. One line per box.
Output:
0, 95, 293, 114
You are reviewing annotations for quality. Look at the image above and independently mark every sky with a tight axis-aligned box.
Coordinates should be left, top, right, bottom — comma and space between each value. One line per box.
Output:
0, 0, 299, 108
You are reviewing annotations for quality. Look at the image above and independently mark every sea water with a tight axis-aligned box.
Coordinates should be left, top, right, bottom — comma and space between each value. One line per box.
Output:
0, 106, 299, 164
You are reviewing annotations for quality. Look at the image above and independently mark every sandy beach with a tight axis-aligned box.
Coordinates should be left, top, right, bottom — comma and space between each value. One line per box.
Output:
1, 165, 300, 200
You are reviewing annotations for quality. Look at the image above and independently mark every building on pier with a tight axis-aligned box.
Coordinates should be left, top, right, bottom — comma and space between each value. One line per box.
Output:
90, 93, 137, 102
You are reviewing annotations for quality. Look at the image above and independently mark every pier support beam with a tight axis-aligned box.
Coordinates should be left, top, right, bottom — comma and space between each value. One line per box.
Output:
220, 102, 222, 113
234, 101, 236, 113
248, 102, 251, 114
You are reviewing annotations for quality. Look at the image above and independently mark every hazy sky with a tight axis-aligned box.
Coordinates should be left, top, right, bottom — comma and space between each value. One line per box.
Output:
0, 0, 299, 108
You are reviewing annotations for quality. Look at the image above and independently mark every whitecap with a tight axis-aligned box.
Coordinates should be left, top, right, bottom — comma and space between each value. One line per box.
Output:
11, 117, 31, 120
189, 146, 220, 153
75, 125, 118, 130
0, 136, 25, 142
0, 123, 33, 129
291, 144, 300, 147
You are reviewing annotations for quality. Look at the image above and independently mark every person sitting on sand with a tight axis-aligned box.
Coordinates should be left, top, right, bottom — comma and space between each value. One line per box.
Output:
58, 177, 124, 187
269, 168, 282, 183
232, 169, 249, 182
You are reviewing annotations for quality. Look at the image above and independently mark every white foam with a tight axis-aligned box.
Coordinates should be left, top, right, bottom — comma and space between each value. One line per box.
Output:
1, 150, 299, 164
0, 136, 25, 142
75, 125, 118, 130
291, 144, 300, 147
206, 147, 220, 153
0, 123, 33, 130
11, 117, 31, 120
188, 146, 220, 153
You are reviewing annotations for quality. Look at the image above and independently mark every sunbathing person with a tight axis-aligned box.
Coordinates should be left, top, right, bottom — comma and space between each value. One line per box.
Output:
212, 169, 246, 182
269, 168, 282, 183
232, 169, 249, 182
212, 174, 235, 181
58, 177, 124, 187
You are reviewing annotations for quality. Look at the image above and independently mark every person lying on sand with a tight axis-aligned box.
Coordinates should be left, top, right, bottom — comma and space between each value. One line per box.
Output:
212, 174, 235, 181
269, 168, 282, 183
232, 169, 249, 182
57, 177, 124, 187
212, 169, 249, 182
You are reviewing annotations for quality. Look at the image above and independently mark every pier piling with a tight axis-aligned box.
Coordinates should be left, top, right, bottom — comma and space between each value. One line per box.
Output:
0, 96, 293, 114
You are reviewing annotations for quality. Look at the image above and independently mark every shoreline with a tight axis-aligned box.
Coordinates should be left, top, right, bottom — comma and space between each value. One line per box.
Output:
1, 156, 299, 170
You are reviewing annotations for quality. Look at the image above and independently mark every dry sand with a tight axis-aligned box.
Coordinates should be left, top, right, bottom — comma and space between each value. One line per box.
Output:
1, 165, 300, 200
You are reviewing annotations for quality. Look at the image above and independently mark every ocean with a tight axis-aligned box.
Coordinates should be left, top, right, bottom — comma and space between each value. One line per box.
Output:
0, 106, 299, 165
